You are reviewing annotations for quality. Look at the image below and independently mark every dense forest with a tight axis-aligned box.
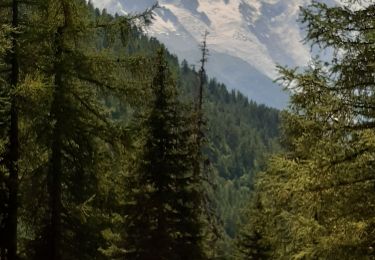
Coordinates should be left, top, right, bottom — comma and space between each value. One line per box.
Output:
2, 0, 373, 259
0, 0, 280, 259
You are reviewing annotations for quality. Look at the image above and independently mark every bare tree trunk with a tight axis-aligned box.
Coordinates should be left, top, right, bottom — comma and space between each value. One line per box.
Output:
6, 0, 20, 258
194, 31, 209, 178
46, 25, 64, 260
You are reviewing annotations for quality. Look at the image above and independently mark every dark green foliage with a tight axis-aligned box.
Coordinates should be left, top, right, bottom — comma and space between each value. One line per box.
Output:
203, 79, 280, 251
0, 0, 45, 257
236, 194, 270, 260
173, 49, 281, 259
205, 81, 280, 180
123, 48, 205, 260
237, 231, 270, 259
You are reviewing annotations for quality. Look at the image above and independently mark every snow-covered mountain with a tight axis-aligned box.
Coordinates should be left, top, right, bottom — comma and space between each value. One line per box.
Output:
91, 0, 337, 108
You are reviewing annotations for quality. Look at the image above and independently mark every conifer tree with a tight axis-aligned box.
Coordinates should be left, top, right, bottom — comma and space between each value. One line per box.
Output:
23, 1, 155, 259
242, 1, 375, 258
0, 0, 45, 257
123, 48, 205, 260
236, 194, 270, 260
194, 31, 209, 182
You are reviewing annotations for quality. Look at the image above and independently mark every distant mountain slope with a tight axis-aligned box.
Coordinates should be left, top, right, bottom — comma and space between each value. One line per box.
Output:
91, 0, 340, 108
90, 0, 309, 108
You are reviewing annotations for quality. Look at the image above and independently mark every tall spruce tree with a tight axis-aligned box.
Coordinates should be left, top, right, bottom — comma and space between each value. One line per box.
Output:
236, 193, 270, 260
123, 48, 205, 260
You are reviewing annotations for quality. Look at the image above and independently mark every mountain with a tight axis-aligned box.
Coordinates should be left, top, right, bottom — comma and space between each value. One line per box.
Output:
91, 0, 337, 108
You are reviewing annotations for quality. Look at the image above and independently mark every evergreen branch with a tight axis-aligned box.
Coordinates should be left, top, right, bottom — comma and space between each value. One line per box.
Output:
93, 3, 158, 29
309, 175, 375, 193
67, 89, 111, 127
330, 147, 371, 164
73, 74, 117, 92
346, 121, 375, 130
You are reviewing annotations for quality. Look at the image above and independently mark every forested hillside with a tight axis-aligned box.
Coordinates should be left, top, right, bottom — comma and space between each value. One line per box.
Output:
0, 0, 280, 259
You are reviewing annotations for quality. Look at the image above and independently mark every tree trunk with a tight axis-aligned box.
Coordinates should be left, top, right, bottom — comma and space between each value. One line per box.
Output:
194, 31, 209, 177
6, 0, 20, 258
46, 26, 64, 260
47, 118, 62, 260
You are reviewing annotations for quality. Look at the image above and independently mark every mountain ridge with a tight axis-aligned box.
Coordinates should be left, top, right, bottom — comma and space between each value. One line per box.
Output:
91, 0, 337, 108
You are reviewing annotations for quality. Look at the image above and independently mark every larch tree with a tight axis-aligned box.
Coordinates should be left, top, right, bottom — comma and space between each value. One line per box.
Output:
241, 1, 375, 259
19, 1, 155, 259
0, 0, 47, 258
